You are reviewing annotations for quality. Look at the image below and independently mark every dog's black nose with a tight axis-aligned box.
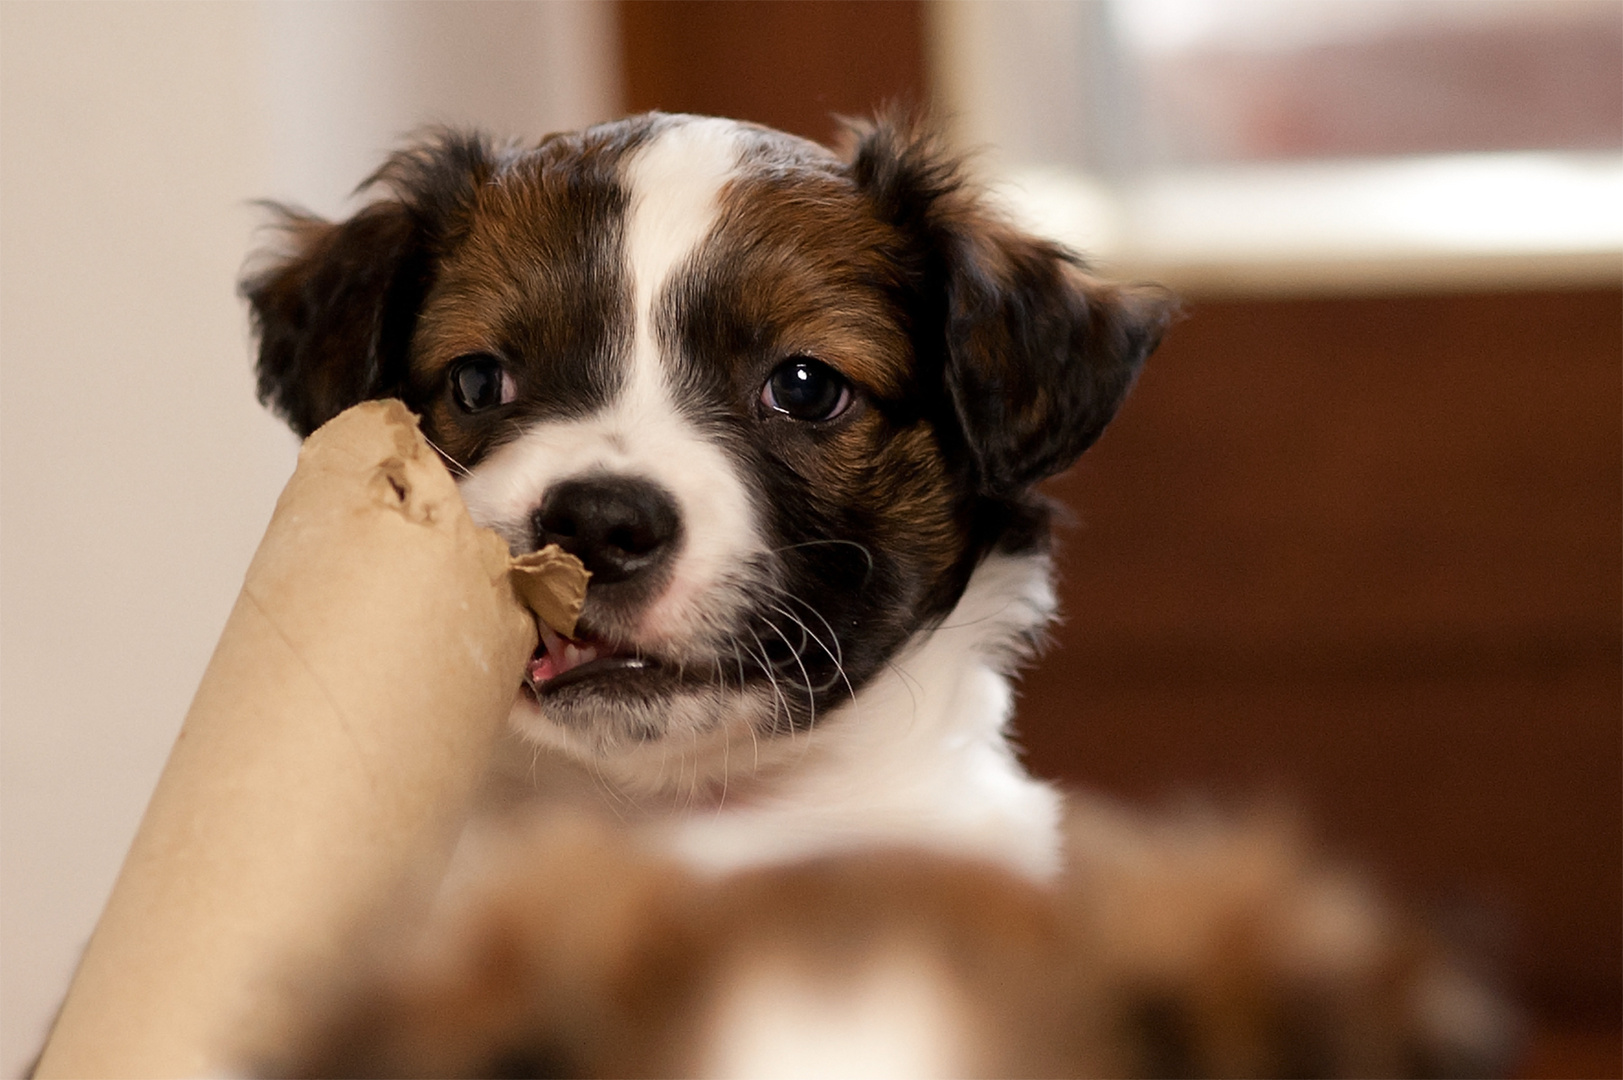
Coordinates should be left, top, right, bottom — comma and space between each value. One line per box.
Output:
533, 476, 681, 584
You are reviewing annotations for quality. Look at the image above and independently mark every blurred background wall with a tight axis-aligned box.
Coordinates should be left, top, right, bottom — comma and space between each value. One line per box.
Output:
2, 2, 1618, 1076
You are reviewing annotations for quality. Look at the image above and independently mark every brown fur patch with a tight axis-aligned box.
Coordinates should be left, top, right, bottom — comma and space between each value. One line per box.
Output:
273, 804, 1511, 1079
404, 124, 654, 468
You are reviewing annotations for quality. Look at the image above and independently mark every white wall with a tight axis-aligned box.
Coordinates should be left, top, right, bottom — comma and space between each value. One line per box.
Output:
0, 4, 619, 1072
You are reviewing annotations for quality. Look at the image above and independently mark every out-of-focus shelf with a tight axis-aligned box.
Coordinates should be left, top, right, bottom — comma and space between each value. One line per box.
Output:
992, 152, 1623, 296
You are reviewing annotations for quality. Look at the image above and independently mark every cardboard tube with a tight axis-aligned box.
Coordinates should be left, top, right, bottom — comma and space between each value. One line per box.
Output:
35, 400, 583, 1078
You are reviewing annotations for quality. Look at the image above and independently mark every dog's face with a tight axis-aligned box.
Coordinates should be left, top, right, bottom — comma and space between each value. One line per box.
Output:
245, 113, 1168, 788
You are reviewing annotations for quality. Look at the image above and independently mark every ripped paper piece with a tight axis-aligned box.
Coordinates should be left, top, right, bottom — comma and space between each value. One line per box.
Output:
510, 546, 590, 639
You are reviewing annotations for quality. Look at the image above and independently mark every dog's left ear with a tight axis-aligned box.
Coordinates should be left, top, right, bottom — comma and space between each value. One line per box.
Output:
849, 118, 1175, 495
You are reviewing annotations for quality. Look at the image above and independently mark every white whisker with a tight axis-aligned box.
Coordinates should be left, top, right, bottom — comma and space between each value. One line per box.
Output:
421, 433, 472, 477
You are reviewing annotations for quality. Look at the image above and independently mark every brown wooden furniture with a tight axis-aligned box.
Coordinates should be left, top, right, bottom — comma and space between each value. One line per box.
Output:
620, 0, 924, 146
1023, 290, 1622, 1051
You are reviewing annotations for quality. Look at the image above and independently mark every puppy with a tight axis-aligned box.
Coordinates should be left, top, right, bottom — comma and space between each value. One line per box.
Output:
244, 111, 1169, 880
245, 114, 1513, 1078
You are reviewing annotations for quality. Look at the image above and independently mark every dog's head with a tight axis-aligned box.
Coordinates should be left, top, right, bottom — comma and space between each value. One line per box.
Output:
244, 113, 1169, 788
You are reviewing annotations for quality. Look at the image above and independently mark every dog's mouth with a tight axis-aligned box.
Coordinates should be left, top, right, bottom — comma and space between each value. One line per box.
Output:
526, 623, 658, 695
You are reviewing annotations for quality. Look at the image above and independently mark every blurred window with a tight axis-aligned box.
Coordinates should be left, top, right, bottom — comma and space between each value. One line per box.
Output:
934, 0, 1623, 291
1112, 0, 1622, 167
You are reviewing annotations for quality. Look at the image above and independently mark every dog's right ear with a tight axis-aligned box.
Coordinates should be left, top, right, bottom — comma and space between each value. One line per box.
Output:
241, 131, 495, 437
241, 203, 421, 437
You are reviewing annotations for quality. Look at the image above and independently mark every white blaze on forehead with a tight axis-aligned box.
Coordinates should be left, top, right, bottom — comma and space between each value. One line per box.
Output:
622, 115, 748, 354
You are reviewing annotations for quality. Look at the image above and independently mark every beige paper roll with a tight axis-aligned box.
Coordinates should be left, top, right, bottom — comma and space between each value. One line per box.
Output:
35, 400, 580, 1078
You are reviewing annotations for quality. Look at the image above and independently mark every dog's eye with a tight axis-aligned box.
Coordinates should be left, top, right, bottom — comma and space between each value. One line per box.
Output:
762, 357, 852, 422
449, 354, 516, 412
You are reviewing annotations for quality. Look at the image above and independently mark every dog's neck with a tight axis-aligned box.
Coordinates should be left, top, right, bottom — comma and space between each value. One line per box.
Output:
653, 550, 1065, 880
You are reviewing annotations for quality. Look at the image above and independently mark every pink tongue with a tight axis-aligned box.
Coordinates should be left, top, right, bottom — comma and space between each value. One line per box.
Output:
528, 626, 602, 685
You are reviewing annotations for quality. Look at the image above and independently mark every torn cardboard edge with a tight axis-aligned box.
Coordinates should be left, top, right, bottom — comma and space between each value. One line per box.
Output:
378, 403, 590, 638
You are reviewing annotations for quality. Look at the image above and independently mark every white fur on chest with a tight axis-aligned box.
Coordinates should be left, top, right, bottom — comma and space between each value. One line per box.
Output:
652, 550, 1064, 880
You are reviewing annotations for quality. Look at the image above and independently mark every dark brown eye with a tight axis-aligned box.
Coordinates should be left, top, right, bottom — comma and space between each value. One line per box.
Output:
449, 354, 515, 412
761, 357, 852, 422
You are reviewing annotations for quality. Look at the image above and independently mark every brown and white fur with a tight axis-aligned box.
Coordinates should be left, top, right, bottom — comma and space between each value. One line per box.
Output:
245, 112, 1167, 881
245, 114, 1510, 1077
